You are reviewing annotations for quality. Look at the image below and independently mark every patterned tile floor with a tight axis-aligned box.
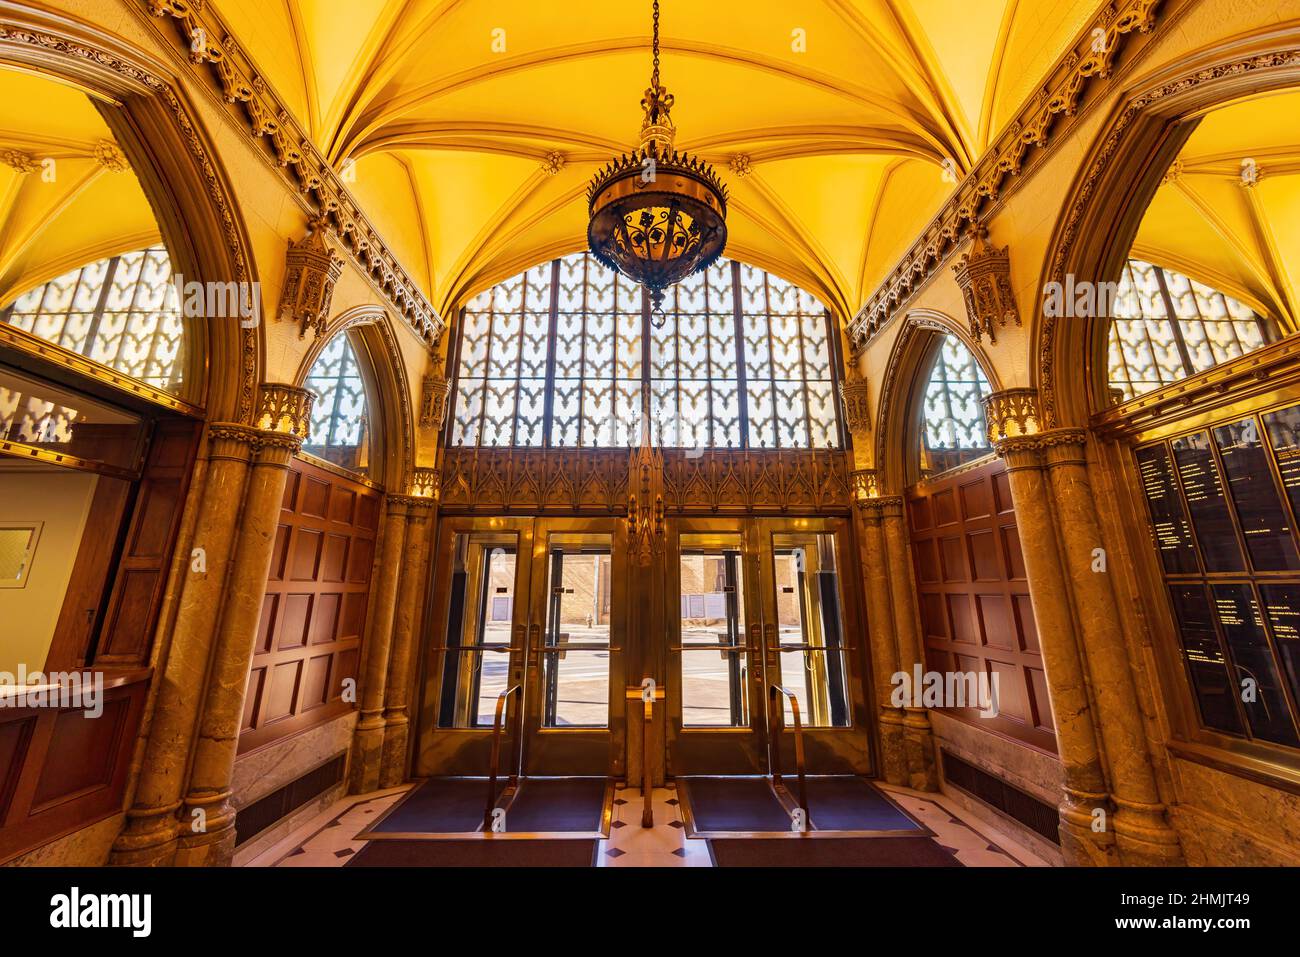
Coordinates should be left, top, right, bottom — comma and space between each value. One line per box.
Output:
243, 781, 1055, 868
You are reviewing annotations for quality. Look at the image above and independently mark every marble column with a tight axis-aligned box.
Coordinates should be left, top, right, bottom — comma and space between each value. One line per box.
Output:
1045, 433, 1183, 865
995, 433, 1116, 865
379, 496, 434, 789
174, 430, 301, 866
853, 491, 908, 786
109, 424, 255, 866
349, 496, 409, 793
879, 497, 939, 791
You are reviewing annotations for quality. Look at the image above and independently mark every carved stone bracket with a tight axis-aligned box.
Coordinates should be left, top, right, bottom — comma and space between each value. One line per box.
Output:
419, 369, 451, 430
840, 373, 872, 438
952, 225, 1021, 344
278, 219, 343, 339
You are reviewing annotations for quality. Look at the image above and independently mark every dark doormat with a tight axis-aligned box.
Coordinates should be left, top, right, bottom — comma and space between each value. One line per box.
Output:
680, 776, 792, 831
346, 838, 598, 867
800, 777, 921, 831
366, 778, 488, 835
504, 777, 607, 832
706, 836, 961, 867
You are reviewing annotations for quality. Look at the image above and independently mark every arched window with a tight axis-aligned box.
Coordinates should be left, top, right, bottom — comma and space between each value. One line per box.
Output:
0, 246, 185, 395
1107, 259, 1273, 401
303, 334, 370, 476
449, 253, 840, 449
920, 334, 991, 475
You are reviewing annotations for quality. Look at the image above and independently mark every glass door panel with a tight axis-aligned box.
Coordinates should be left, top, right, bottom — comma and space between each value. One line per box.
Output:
416, 518, 533, 777
666, 523, 768, 774
522, 523, 625, 776
772, 533, 851, 729
758, 519, 871, 775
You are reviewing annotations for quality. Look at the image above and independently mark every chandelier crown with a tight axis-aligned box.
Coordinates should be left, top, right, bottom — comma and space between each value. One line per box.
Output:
586, 0, 728, 322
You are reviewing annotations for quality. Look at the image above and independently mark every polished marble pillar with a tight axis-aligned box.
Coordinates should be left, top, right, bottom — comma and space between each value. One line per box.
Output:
852, 484, 908, 786
174, 430, 301, 866
349, 496, 409, 794
1045, 433, 1183, 865
879, 497, 939, 791
994, 432, 1116, 865
380, 495, 434, 789
109, 424, 255, 866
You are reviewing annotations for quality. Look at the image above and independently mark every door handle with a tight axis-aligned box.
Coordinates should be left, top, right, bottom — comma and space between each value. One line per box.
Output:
527, 623, 541, 666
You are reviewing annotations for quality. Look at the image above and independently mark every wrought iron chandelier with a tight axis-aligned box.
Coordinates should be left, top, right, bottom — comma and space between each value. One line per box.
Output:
587, 0, 728, 325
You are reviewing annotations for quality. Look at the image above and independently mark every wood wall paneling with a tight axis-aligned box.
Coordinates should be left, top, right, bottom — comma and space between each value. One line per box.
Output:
238, 457, 380, 754
907, 459, 1057, 753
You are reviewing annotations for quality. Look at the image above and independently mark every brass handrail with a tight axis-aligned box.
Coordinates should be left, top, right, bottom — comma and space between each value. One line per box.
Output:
641, 681, 655, 828
768, 683, 810, 829
484, 682, 523, 830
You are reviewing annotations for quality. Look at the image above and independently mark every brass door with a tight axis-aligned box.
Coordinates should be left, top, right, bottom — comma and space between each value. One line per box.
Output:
666, 519, 769, 773
415, 516, 534, 777
519, 518, 627, 775
665, 517, 872, 776
755, 517, 872, 775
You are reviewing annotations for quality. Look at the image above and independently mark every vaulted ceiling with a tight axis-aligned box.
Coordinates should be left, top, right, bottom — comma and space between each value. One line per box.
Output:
1132, 89, 1300, 328
0, 68, 162, 308
211, 0, 1103, 320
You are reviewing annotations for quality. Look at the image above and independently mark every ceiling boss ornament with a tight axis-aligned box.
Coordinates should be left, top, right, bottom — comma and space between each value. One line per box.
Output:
587, 0, 727, 326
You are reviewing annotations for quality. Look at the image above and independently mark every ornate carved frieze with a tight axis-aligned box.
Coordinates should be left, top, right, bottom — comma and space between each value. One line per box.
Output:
256, 382, 314, 439
142, 0, 444, 346
952, 226, 1020, 344
419, 369, 451, 430
845, 0, 1164, 354
982, 388, 1041, 444
278, 219, 344, 339
436, 448, 854, 514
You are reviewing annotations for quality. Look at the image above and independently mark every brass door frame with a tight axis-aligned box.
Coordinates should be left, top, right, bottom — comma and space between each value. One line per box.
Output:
754, 516, 873, 775
520, 516, 627, 776
414, 516, 535, 777
665, 517, 769, 774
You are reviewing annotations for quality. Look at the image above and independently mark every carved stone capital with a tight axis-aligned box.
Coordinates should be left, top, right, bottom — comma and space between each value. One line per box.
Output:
256, 382, 315, 440
982, 388, 1041, 444
409, 467, 440, 500
849, 468, 879, 502
277, 218, 344, 339
994, 427, 1089, 469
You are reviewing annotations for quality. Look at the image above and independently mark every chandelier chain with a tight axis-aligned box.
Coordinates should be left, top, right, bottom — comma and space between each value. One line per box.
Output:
651, 0, 660, 93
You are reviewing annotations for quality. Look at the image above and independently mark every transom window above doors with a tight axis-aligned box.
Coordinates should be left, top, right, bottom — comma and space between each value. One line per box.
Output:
448, 253, 841, 450
920, 334, 991, 477
1107, 259, 1275, 401
0, 246, 185, 396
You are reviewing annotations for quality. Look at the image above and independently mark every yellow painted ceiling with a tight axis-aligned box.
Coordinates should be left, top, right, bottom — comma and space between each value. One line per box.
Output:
1132, 89, 1300, 328
213, 0, 1103, 320
0, 67, 162, 308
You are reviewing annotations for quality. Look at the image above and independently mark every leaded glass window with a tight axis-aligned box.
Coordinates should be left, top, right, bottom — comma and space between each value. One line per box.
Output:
449, 252, 840, 449
0, 246, 185, 395
1108, 259, 1272, 401
922, 335, 991, 453
303, 334, 370, 476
